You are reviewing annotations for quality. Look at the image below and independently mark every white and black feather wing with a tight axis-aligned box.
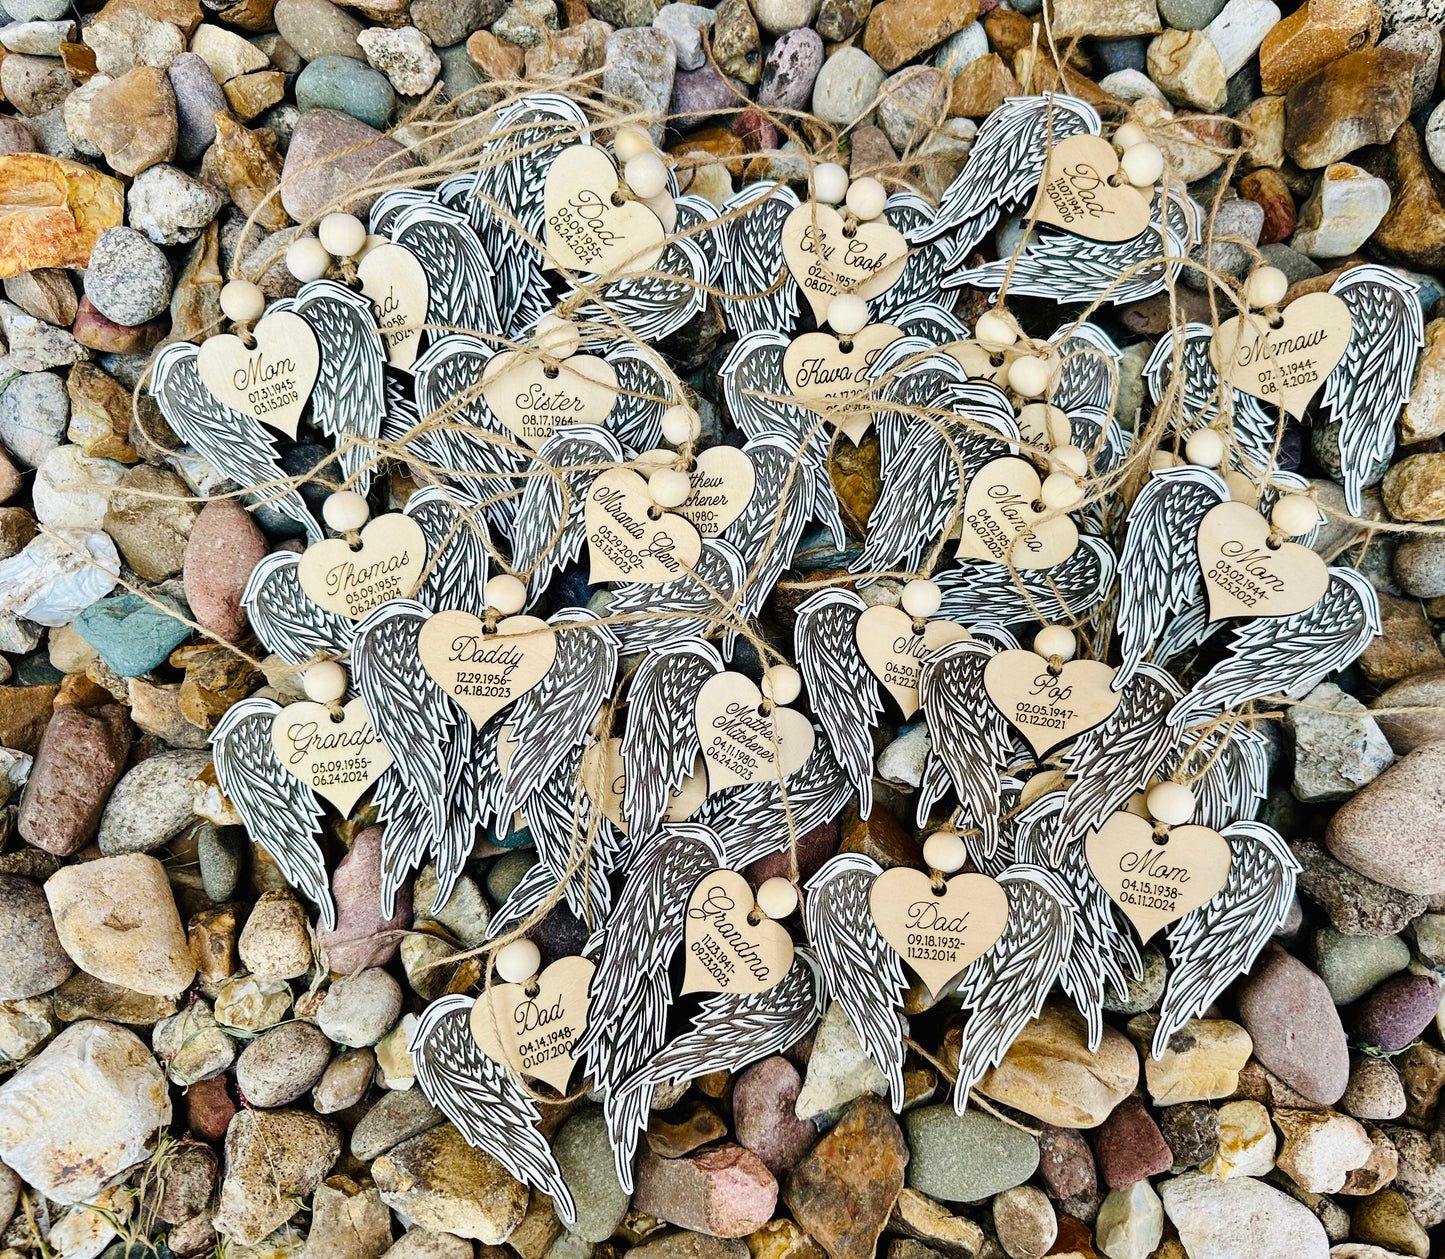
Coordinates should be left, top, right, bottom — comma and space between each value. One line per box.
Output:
717, 182, 801, 337
241, 550, 355, 664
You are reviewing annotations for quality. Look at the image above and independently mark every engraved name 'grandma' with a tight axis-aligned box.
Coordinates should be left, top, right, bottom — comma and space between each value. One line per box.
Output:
687, 883, 775, 984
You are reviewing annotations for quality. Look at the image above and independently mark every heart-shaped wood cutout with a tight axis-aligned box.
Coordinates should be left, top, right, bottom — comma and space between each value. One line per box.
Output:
869, 867, 1009, 996
1197, 500, 1329, 623
297, 513, 427, 620
358, 242, 429, 371
270, 697, 394, 816
781, 202, 909, 322
469, 955, 594, 1092
695, 672, 815, 794
956, 456, 1079, 570
682, 868, 795, 995
481, 350, 619, 452
1031, 133, 1152, 243
785, 325, 904, 444
581, 737, 706, 832
629, 446, 756, 537
585, 466, 703, 585
418, 611, 557, 729
984, 649, 1122, 759
855, 605, 970, 719
1209, 291, 1352, 420
1085, 812, 1232, 943
947, 340, 1017, 388
544, 144, 666, 279
196, 310, 319, 439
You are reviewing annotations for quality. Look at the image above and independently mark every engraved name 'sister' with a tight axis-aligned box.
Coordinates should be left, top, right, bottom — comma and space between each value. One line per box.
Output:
687, 882, 774, 986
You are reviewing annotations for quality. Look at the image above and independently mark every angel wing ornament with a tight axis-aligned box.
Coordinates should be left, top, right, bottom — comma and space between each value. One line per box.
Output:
1150, 821, 1299, 1057
870, 194, 953, 325
242, 550, 356, 665
912, 94, 1103, 257
716, 182, 801, 337
468, 93, 591, 337
933, 534, 1117, 628
270, 279, 386, 496
604, 539, 747, 656
211, 696, 334, 928
150, 341, 321, 543
576, 822, 726, 1190
410, 995, 578, 1223
389, 202, 500, 342
1317, 264, 1424, 516
615, 948, 824, 1104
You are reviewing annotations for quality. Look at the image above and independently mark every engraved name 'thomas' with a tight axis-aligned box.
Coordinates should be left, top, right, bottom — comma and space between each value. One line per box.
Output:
321, 550, 413, 616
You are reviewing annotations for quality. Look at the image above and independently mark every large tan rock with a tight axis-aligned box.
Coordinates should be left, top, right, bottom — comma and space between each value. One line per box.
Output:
0, 154, 123, 278
1128, 1016, 1253, 1105
0, 1020, 170, 1204
974, 1001, 1138, 1128
44, 853, 195, 996
1327, 742, 1445, 893
373, 1122, 529, 1242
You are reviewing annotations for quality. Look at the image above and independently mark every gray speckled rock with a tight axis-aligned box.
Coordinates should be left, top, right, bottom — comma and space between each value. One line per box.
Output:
97, 749, 211, 856
0, 370, 66, 467
316, 967, 402, 1047
0, 874, 71, 999
126, 163, 225, 247
235, 1021, 332, 1108
82, 227, 172, 327
603, 28, 676, 144
1312, 926, 1410, 1005
903, 1106, 1039, 1201
812, 46, 885, 127
1286, 682, 1394, 803
653, 3, 714, 70
273, 0, 363, 60
877, 65, 949, 151
167, 52, 226, 163
1293, 840, 1429, 937
758, 27, 823, 111
555, 1107, 631, 1243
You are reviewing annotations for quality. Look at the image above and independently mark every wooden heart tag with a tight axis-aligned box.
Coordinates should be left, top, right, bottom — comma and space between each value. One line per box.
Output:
855, 605, 970, 719
585, 467, 703, 585
631, 447, 757, 538
695, 672, 815, 793
581, 737, 706, 832
297, 513, 427, 620
358, 242, 429, 371
781, 202, 909, 322
544, 144, 666, 279
984, 649, 1121, 759
418, 611, 557, 728
682, 868, 795, 995
196, 310, 319, 439
1032, 134, 1152, 243
957, 456, 1079, 570
270, 697, 394, 816
785, 325, 903, 444
482, 350, 618, 451
1209, 291, 1352, 420
869, 868, 1009, 996
1197, 500, 1329, 622
1084, 812, 1232, 943
469, 955, 594, 1092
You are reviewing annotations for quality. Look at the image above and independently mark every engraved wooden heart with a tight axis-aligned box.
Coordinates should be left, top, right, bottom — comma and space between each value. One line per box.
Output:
469, 955, 594, 1092
358, 242, 429, 371
196, 310, 319, 439
582, 737, 706, 832
785, 325, 903, 444
947, 339, 1016, 388
297, 513, 427, 620
1031, 134, 1152, 243
869, 867, 1009, 996
855, 605, 970, 719
270, 697, 394, 816
1085, 812, 1232, 943
1197, 500, 1329, 623
481, 350, 619, 452
544, 144, 666, 279
630, 446, 756, 538
983, 649, 1122, 759
781, 202, 909, 322
682, 868, 795, 995
694, 672, 815, 793
956, 456, 1079, 570
585, 466, 703, 585
1209, 291, 1352, 420
418, 611, 557, 728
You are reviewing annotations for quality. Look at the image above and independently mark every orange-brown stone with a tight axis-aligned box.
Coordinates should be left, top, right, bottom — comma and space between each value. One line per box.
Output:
1363, 122, 1445, 272
200, 112, 288, 232
948, 52, 1021, 117
0, 154, 124, 279
1259, 0, 1381, 95
863, 0, 978, 73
